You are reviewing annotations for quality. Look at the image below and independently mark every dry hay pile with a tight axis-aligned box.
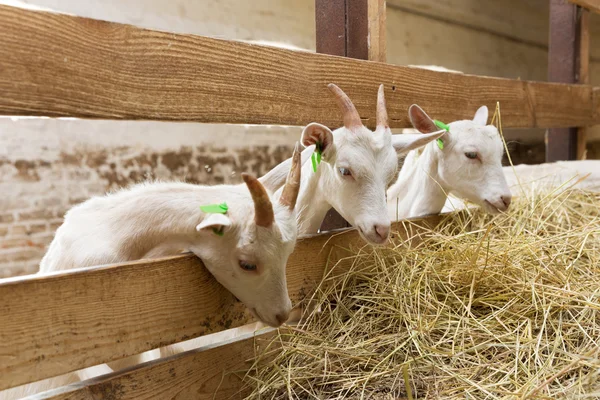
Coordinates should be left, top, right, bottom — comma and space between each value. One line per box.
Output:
245, 185, 600, 399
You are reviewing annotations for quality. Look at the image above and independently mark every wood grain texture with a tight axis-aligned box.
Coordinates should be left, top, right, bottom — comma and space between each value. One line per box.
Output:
0, 212, 446, 391
368, 0, 387, 62
315, 0, 345, 56
578, 9, 591, 159
35, 331, 278, 400
570, 0, 600, 14
345, 0, 368, 59
547, 0, 580, 161
0, 5, 598, 129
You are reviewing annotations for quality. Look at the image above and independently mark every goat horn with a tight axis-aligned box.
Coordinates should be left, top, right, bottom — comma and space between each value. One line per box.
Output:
242, 173, 274, 228
376, 84, 389, 129
328, 83, 362, 129
279, 142, 302, 210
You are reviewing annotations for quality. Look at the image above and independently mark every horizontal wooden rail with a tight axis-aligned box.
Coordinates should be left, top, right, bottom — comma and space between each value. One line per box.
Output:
570, 0, 600, 14
0, 212, 446, 390
0, 5, 599, 129
38, 330, 278, 400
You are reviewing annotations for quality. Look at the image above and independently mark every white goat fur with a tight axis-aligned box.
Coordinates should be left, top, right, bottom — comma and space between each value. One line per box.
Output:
387, 105, 512, 220
4, 84, 444, 397
269, 84, 445, 244
144, 84, 447, 378
40, 180, 298, 326
2, 153, 307, 399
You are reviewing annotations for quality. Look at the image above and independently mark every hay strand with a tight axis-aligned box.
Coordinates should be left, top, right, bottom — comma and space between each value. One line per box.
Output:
245, 186, 600, 399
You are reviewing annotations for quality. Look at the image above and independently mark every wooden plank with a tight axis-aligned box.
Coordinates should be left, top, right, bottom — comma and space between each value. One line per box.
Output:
345, 0, 370, 60
315, 0, 345, 56
0, 211, 447, 391
546, 1, 581, 162
367, 0, 387, 63
0, 256, 250, 391
319, 209, 351, 231
35, 330, 278, 400
570, 0, 600, 14
0, 5, 598, 129
577, 8, 591, 160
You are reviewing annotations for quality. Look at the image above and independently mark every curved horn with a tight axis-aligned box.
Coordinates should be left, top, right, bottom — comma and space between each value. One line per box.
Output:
328, 83, 362, 129
242, 173, 274, 228
279, 142, 302, 210
376, 84, 389, 129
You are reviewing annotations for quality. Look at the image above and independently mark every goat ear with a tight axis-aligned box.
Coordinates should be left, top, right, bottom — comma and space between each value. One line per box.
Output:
391, 130, 446, 154
196, 213, 232, 233
473, 105, 488, 126
408, 104, 438, 133
258, 146, 312, 192
301, 123, 335, 158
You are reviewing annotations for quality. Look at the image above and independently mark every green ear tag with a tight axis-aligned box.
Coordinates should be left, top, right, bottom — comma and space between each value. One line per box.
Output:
433, 119, 450, 132
436, 138, 444, 150
199, 202, 228, 214
200, 203, 229, 236
311, 142, 322, 172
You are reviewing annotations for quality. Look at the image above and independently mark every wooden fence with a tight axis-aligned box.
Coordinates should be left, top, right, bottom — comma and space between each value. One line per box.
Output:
1, 1, 600, 398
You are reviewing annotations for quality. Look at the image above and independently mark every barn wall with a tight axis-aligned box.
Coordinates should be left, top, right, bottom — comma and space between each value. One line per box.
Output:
1, 0, 599, 277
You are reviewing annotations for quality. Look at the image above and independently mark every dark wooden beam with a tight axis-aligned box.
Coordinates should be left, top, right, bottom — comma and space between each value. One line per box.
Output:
546, 0, 587, 162
315, 0, 346, 56
569, 0, 600, 14
315, 0, 386, 231
577, 8, 590, 159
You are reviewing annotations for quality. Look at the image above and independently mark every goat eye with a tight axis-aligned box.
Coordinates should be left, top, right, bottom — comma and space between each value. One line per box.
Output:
465, 152, 478, 160
338, 167, 352, 176
239, 261, 257, 271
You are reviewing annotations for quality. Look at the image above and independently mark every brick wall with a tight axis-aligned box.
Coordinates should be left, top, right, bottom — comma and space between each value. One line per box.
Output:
0, 119, 299, 277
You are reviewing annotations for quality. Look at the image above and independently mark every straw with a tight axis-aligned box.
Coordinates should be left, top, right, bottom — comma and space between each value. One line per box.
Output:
244, 186, 600, 399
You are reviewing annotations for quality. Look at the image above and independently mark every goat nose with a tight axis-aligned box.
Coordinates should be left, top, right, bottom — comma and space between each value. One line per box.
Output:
374, 224, 390, 241
501, 195, 512, 209
275, 311, 289, 326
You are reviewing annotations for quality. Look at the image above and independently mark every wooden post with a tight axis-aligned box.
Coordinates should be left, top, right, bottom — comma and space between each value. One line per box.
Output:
315, 0, 387, 231
546, 0, 588, 162
576, 8, 590, 160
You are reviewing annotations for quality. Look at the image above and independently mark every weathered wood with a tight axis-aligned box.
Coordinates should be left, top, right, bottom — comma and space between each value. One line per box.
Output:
345, 0, 370, 60
0, 211, 446, 390
319, 209, 351, 231
577, 8, 590, 160
570, 0, 600, 14
34, 330, 278, 400
0, 5, 598, 129
546, 1, 582, 162
315, 0, 345, 56
367, 0, 387, 62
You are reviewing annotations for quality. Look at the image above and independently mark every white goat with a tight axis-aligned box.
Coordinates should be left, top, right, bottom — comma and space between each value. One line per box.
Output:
387, 104, 512, 220
149, 84, 448, 368
0, 146, 304, 399
41, 144, 304, 325
269, 84, 445, 243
